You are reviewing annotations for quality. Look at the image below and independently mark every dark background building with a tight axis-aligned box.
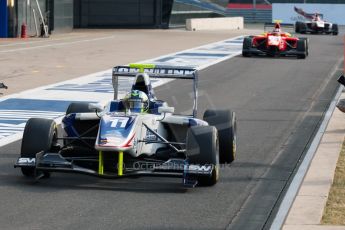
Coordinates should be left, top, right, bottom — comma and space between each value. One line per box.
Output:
1, 0, 345, 38
1, 0, 73, 38
73, 0, 173, 29
1, 0, 175, 37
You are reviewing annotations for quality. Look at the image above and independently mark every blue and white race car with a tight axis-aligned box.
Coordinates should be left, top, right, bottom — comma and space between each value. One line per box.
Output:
15, 64, 237, 187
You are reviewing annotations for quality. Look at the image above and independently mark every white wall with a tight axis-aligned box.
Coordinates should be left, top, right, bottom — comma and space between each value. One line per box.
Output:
272, 3, 345, 25
186, 17, 243, 31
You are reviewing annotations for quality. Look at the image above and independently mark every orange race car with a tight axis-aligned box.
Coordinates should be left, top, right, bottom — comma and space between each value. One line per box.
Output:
242, 22, 309, 59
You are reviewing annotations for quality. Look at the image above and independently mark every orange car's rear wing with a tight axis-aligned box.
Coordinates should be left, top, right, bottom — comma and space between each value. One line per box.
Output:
264, 23, 294, 33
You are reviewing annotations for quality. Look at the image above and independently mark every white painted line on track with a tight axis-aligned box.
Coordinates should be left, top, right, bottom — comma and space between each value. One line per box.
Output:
0, 36, 116, 53
0, 35, 89, 47
0, 133, 22, 146
270, 84, 343, 230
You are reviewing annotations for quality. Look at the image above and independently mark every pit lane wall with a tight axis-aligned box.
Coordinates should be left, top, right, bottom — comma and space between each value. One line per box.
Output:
272, 3, 345, 25
186, 17, 243, 31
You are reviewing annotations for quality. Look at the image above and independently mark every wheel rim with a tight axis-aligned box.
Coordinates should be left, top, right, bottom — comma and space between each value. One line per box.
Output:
215, 165, 220, 181
232, 116, 237, 160
215, 134, 220, 180
51, 124, 57, 148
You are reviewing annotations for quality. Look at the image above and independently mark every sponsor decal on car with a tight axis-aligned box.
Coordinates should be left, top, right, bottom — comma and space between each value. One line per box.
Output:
18, 158, 35, 164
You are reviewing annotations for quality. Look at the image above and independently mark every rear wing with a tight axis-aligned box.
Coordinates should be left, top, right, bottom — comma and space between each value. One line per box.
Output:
264, 23, 295, 33
112, 64, 199, 117
294, 6, 324, 21
113, 64, 196, 79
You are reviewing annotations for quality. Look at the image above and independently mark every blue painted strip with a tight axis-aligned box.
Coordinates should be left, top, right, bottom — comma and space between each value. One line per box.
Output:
176, 52, 228, 57
0, 120, 23, 125
46, 76, 159, 93
0, 98, 76, 112
0, 99, 97, 139
47, 87, 113, 93
225, 40, 243, 44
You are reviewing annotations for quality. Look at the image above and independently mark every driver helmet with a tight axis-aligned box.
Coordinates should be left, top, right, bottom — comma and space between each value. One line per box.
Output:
273, 23, 281, 33
315, 13, 320, 20
123, 90, 149, 113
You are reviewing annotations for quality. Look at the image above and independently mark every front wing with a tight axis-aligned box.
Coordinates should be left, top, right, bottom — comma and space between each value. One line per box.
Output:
304, 23, 335, 33
243, 46, 304, 57
14, 151, 214, 187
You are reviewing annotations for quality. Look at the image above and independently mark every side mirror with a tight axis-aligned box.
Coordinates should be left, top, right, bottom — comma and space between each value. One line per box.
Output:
0, 82, 7, 89
88, 103, 104, 112
158, 106, 174, 114
337, 75, 345, 87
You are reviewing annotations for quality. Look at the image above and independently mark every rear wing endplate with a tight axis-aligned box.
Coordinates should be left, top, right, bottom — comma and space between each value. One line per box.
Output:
112, 64, 199, 117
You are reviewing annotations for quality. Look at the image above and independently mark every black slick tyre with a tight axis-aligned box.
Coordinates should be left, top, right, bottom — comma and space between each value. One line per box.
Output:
296, 39, 307, 59
295, 21, 300, 33
66, 102, 93, 115
332, 24, 338, 35
203, 109, 236, 164
299, 37, 309, 56
242, 37, 252, 57
21, 118, 57, 177
187, 126, 219, 186
299, 22, 307, 34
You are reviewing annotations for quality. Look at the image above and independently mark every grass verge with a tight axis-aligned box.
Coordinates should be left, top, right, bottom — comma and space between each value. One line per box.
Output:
321, 138, 345, 225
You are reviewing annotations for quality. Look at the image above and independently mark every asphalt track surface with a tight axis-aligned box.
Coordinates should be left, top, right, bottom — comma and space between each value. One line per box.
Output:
0, 34, 343, 230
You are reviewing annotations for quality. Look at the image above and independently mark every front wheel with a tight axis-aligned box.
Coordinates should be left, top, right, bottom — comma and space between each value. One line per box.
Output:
299, 22, 307, 34
203, 109, 236, 164
242, 37, 253, 57
299, 37, 309, 56
296, 39, 307, 59
20, 118, 57, 177
295, 21, 300, 33
332, 24, 338, 35
187, 126, 219, 186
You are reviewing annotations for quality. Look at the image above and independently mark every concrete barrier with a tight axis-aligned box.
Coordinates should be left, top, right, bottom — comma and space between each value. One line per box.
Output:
186, 17, 244, 31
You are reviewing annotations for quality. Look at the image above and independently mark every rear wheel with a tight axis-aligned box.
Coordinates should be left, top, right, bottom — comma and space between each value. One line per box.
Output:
299, 22, 307, 34
242, 37, 253, 57
203, 109, 236, 164
187, 126, 219, 186
295, 21, 301, 33
21, 118, 57, 177
64, 102, 98, 149
296, 39, 307, 59
66, 102, 93, 115
299, 37, 309, 56
332, 24, 338, 35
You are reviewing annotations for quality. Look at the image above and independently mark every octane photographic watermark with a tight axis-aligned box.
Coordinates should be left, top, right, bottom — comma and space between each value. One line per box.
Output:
115, 161, 232, 171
